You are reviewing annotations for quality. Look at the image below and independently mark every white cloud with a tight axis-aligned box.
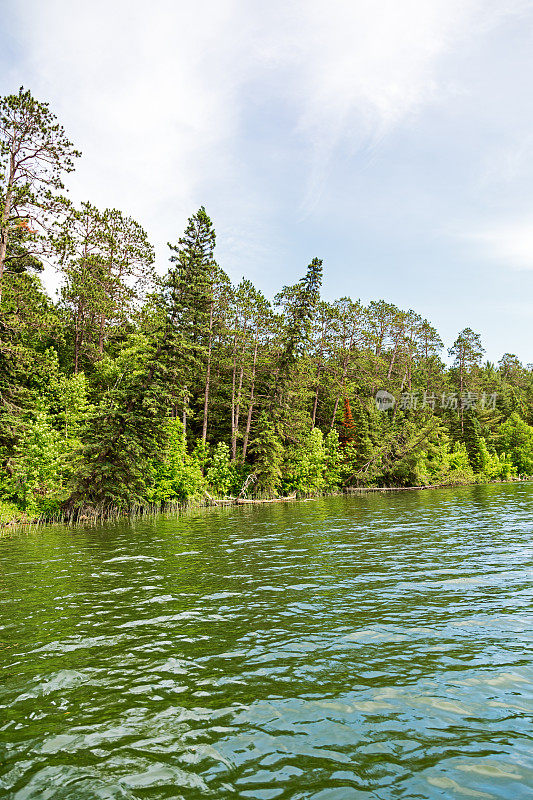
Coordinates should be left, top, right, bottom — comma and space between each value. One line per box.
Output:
256, 0, 533, 213
280, 2, 473, 179
468, 220, 533, 270
4, 0, 533, 282
10, 1, 249, 222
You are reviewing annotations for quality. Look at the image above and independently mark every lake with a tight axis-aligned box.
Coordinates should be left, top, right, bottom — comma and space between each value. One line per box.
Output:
0, 484, 532, 799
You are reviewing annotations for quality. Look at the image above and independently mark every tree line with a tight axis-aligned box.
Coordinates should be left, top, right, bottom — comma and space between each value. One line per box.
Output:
1, 87, 532, 519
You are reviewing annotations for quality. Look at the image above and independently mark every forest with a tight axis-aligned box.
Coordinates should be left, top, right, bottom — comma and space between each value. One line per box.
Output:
1, 87, 532, 521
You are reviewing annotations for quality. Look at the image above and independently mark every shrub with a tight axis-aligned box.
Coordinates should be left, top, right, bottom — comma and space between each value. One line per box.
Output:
282, 427, 326, 495
496, 412, 533, 475
148, 419, 206, 503
206, 442, 235, 496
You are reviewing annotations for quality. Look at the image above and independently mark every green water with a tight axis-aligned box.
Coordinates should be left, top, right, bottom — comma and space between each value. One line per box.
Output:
0, 484, 532, 799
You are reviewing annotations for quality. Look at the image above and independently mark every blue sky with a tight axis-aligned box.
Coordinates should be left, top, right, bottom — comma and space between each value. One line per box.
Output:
2, 0, 532, 363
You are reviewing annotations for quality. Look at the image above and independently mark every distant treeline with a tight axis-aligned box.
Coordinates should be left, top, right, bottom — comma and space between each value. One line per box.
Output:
1, 88, 532, 519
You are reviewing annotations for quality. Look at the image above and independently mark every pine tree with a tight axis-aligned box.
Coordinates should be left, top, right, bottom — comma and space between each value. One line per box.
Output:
340, 397, 356, 444
272, 257, 323, 433
275, 257, 323, 379
0, 87, 80, 303
462, 410, 485, 473
167, 207, 219, 440
249, 411, 284, 496
65, 275, 185, 513
449, 328, 485, 431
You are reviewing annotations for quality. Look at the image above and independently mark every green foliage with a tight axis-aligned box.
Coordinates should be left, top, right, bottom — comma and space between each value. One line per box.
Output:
1, 83, 532, 516
462, 412, 485, 472
192, 438, 210, 474
350, 399, 375, 466
54, 202, 155, 367
0, 499, 25, 524
275, 258, 323, 372
0, 86, 80, 303
496, 412, 533, 475
379, 417, 435, 487
449, 328, 485, 373
56, 372, 92, 441
273, 258, 323, 427
2, 405, 65, 513
282, 427, 326, 496
66, 325, 182, 512
407, 423, 454, 485
148, 418, 206, 503
446, 442, 476, 483
323, 430, 342, 491
250, 412, 284, 496
477, 438, 512, 481
206, 442, 235, 496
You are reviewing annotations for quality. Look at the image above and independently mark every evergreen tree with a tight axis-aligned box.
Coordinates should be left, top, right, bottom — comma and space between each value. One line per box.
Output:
65, 275, 185, 512
449, 328, 485, 431
0, 87, 531, 520
0, 87, 80, 303
167, 207, 219, 440
339, 397, 356, 444
275, 257, 323, 379
462, 410, 485, 473
249, 411, 284, 496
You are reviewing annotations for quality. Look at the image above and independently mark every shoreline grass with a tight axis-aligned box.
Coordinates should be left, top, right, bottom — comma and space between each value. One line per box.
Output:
1, 476, 531, 534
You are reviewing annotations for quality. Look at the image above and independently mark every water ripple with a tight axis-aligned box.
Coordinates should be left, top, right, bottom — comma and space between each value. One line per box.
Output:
0, 483, 532, 798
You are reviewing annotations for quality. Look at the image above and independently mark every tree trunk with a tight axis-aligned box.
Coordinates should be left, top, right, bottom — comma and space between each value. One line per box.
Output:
330, 353, 350, 428
230, 329, 238, 454
311, 318, 328, 426
460, 358, 464, 433
0, 228, 8, 306
232, 362, 245, 461
98, 314, 105, 354
242, 342, 258, 461
0, 172, 15, 306
201, 303, 214, 442
387, 338, 400, 382
331, 394, 341, 429
311, 366, 322, 426
74, 303, 84, 374
182, 389, 188, 442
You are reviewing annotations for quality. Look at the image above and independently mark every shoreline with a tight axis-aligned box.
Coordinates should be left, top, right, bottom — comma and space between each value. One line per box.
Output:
344, 477, 532, 493
1, 477, 531, 532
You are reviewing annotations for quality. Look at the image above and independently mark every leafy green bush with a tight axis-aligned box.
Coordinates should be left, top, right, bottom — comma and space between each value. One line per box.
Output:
445, 442, 476, 483
0, 500, 25, 524
2, 406, 67, 514
323, 430, 342, 491
496, 412, 533, 475
282, 427, 327, 495
148, 419, 206, 503
206, 442, 235, 496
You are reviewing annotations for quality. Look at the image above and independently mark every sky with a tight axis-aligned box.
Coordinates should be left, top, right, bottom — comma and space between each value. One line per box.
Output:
1, 0, 533, 364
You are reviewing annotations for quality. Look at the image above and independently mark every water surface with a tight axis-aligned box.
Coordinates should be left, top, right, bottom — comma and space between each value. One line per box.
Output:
0, 484, 532, 798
